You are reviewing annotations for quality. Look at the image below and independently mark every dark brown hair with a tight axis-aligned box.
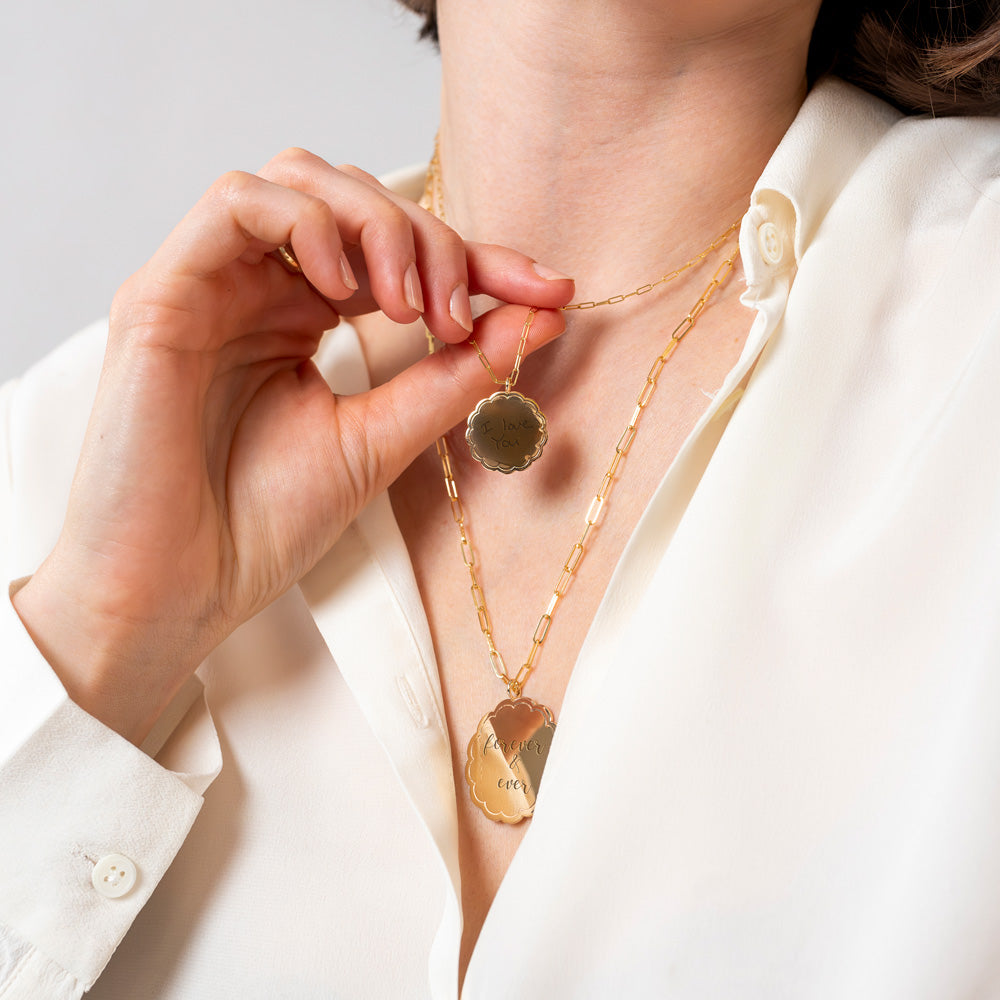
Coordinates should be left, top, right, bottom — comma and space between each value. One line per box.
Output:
395, 0, 1000, 116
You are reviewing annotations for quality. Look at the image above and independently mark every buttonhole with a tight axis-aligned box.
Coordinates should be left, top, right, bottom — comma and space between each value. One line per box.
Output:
396, 676, 429, 729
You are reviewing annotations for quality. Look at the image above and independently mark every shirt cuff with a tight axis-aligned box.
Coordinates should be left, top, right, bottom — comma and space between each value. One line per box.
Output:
0, 578, 222, 992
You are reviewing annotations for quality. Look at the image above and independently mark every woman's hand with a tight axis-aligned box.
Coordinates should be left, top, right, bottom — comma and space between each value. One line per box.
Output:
12, 148, 574, 744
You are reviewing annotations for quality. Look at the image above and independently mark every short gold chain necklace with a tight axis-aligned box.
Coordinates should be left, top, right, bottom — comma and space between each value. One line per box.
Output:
422, 147, 740, 823
423, 137, 738, 476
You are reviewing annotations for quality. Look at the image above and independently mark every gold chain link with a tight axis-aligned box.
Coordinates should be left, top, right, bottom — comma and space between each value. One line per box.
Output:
429, 248, 739, 697
560, 223, 739, 310
471, 308, 536, 390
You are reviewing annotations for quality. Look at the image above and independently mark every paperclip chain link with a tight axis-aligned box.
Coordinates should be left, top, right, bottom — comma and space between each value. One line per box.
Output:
429, 248, 739, 697
470, 308, 536, 390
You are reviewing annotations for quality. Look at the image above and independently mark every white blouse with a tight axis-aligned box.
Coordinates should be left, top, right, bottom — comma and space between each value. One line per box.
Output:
2, 77, 999, 999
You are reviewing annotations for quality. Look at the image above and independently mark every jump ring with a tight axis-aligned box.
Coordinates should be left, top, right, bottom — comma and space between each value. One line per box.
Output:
273, 243, 302, 273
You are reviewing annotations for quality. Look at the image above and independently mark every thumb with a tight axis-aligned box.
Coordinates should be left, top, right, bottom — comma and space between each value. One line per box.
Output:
341, 303, 566, 495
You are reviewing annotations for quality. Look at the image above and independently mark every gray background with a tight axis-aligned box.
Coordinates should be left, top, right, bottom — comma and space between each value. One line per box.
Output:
0, 0, 441, 385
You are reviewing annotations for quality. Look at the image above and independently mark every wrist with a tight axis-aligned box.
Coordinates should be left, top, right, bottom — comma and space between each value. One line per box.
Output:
11, 561, 200, 746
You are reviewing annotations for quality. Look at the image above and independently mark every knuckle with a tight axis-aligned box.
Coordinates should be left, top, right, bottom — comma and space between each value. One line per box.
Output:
276, 146, 320, 170
260, 146, 322, 183
428, 221, 465, 257
107, 280, 138, 339
337, 405, 379, 500
335, 163, 380, 186
300, 195, 336, 230
210, 169, 255, 202
437, 342, 472, 395
373, 201, 411, 241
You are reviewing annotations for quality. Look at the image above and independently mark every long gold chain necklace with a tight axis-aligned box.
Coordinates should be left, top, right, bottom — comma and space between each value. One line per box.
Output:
422, 147, 740, 823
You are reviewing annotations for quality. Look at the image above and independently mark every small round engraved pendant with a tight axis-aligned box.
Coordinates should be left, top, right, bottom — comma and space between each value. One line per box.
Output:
465, 697, 557, 824
466, 391, 547, 474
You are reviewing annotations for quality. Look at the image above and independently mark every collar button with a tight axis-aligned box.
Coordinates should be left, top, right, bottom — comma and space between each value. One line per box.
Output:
757, 221, 786, 265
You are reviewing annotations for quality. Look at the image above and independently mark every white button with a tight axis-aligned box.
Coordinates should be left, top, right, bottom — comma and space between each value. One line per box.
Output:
91, 854, 138, 899
757, 221, 785, 265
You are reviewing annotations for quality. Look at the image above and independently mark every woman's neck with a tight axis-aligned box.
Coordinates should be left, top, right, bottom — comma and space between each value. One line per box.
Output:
436, 0, 819, 298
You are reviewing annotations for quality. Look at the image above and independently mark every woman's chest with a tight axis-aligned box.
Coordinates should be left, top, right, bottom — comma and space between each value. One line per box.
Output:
388, 407, 700, 981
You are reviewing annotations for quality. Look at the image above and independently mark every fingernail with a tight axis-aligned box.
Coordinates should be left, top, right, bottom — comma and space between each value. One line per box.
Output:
532, 261, 572, 281
339, 251, 358, 291
404, 262, 425, 313
449, 283, 474, 333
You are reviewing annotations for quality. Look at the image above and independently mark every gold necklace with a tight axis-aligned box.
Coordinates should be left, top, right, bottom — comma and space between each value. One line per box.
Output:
464, 307, 547, 474
423, 134, 738, 312
421, 136, 739, 475
421, 151, 740, 821
431, 253, 737, 823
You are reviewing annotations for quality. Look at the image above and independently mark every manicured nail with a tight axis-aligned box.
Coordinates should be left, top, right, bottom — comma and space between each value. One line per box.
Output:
532, 261, 572, 281
404, 262, 425, 313
339, 251, 358, 291
449, 283, 474, 333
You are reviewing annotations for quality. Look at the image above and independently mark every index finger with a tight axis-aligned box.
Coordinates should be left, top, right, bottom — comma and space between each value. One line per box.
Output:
463, 241, 576, 310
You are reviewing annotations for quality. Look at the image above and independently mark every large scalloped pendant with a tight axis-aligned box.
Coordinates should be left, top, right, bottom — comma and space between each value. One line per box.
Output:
466, 391, 547, 474
465, 697, 557, 824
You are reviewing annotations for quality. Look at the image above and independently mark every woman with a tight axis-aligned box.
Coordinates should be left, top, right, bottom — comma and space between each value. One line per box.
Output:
2, 1, 999, 996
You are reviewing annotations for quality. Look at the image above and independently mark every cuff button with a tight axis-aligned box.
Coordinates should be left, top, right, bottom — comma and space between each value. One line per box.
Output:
92, 853, 138, 899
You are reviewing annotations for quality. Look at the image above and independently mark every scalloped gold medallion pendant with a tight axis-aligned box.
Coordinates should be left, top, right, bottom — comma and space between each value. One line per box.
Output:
466, 391, 547, 474
465, 697, 557, 824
